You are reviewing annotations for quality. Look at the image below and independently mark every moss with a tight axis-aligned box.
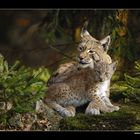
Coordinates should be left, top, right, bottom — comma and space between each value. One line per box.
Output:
120, 103, 140, 120
120, 103, 140, 131
60, 112, 136, 130
131, 124, 140, 131
59, 103, 140, 131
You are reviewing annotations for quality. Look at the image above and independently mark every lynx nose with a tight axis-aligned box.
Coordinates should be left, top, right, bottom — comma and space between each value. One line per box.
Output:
78, 56, 84, 61
78, 53, 85, 60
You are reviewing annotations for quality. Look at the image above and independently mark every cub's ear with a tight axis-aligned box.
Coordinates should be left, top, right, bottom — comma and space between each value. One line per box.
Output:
81, 20, 90, 38
110, 61, 118, 71
100, 35, 111, 52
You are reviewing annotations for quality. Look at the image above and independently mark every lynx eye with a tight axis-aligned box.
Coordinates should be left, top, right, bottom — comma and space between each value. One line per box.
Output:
78, 46, 83, 52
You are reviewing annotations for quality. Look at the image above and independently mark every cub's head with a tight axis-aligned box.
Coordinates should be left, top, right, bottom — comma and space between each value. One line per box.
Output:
94, 61, 117, 82
77, 21, 112, 69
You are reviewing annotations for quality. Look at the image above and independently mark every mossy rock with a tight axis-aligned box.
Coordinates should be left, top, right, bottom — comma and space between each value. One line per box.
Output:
59, 112, 136, 130
59, 103, 140, 131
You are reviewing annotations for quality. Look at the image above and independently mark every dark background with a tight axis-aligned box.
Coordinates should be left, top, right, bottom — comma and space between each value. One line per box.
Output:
0, 9, 140, 76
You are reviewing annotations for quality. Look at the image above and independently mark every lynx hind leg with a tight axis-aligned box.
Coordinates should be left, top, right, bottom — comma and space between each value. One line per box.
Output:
101, 96, 119, 112
45, 99, 75, 117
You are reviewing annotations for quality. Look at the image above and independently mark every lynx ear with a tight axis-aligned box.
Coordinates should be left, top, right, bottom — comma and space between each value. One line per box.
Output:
81, 20, 90, 38
110, 61, 118, 71
100, 35, 111, 52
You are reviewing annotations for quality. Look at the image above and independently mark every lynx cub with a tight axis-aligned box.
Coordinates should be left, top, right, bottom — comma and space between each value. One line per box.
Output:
44, 61, 119, 117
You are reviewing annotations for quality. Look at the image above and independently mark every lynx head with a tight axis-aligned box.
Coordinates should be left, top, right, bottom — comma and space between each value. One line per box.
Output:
94, 61, 117, 82
77, 21, 112, 69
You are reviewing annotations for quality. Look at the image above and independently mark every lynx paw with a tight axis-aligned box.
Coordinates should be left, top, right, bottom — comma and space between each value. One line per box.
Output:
66, 106, 76, 117
60, 108, 75, 117
112, 105, 119, 111
105, 105, 120, 113
85, 108, 100, 115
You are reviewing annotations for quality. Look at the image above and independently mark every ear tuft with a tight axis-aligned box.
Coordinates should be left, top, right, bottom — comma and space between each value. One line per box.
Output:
110, 61, 118, 71
81, 20, 90, 38
100, 35, 111, 52
114, 60, 118, 66
82, 20, 89, 32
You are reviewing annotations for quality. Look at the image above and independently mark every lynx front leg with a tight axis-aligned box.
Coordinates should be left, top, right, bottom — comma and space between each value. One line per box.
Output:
85, 101, 100, 115
45, 99, 75, 117
85, 93, 110, 115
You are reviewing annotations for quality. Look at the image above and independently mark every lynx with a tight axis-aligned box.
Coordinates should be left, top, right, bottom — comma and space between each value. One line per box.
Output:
44, 60, 119, 117
44, 21, 119, 117
48, 22, 112, 86
48, 21, 112, 98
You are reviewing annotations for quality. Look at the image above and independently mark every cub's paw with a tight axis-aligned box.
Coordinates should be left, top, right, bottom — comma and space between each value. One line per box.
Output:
66, 106, 76, 117
60, 108, 75, 117
105, 105, 120, 113
112, 105, 119, 111
85, 108, 100, 115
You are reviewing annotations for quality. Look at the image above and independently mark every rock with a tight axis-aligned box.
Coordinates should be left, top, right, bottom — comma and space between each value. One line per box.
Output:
35, 100, 63, 130
7, 100, 62, 131
0, 101, 13, 115
8, 113, 24, 129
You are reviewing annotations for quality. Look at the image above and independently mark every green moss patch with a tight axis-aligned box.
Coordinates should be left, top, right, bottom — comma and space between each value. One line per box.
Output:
59, 112, 136, 130
59, 103, 140, 131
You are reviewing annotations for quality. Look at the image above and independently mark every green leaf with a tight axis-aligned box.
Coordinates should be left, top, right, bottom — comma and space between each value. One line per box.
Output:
124, 73, 140, 88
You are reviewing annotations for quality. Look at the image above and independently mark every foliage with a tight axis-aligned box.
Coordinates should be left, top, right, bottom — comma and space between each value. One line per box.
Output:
0, 53, 50, 116
122, 62, 140, 102
39, 10, 136, 64
111, 61, 140, 103
108, 10, 134, 60
40, 10, 73, 45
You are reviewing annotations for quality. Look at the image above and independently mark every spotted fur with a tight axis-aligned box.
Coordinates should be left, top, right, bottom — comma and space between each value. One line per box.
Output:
44, 22, 119, 117
44, 61, 119, 117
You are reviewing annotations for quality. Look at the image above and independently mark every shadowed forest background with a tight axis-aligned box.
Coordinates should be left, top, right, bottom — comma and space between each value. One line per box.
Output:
0, 10, 139, 72
1, 9, 140, 131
